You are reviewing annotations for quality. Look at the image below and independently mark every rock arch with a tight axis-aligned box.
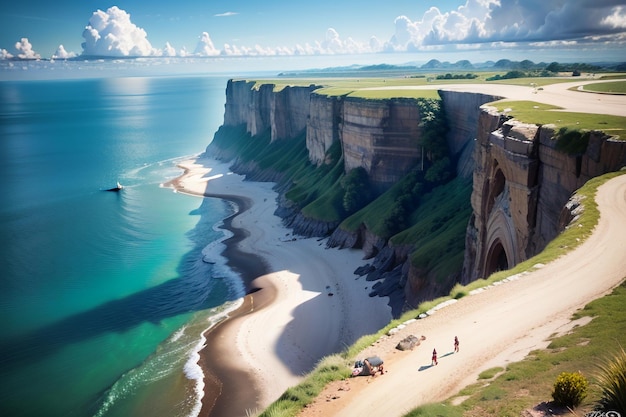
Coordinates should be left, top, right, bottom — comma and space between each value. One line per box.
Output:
481, 161, 518, 276
485, 239, 509, 276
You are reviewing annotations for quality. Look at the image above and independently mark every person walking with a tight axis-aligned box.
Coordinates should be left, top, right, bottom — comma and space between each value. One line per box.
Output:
454, 336, 459, 353
431, 348, 438, 365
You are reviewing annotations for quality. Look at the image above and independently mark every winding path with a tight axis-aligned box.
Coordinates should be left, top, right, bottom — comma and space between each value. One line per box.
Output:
366, 79, 626, 116
300, 172, 626, 417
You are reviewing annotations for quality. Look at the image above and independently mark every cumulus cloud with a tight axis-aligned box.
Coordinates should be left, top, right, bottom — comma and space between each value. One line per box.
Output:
602, 5, 626, 29
81, 6, 157, 57
386, 0, 626, 51
14, 38, 41, 59
193, 32, 220, 56
290, 28, 374, 55
163, 42, 177, 57
0, 49, 13, 60
52, 45, 77, 59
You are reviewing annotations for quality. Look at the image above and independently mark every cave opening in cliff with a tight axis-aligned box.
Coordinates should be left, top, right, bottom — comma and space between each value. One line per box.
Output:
485, 239, 509, 276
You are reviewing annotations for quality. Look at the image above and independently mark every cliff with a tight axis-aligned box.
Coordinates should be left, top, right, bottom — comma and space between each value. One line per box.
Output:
340, 97, 424, 194
224, 79, 318, 141
438, 90, 503, 178
209, 79, 625, 314
462, 107, 626, 282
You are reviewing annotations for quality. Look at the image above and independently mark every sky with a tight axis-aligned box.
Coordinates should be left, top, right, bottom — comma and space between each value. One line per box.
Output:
1, 1, 625, 72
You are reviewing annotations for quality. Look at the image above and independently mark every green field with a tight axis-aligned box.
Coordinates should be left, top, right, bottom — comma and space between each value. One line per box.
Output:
489, 100, 626, 139
580, 80, 626, 94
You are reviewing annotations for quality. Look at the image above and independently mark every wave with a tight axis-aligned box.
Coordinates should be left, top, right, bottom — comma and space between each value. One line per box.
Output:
94, 170, 248, 417
182, 297, 243, 417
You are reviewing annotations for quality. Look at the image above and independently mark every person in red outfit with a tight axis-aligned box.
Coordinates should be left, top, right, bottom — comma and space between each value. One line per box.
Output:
431, 348, 438, 365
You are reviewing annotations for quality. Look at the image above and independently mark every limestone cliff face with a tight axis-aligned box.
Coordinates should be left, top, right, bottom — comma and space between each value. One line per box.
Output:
306, 94, 342, 165
217, 79, 626, 312
438, 90, 503, 178
224, 80, 271, 136
224, 80, 318, 141
341, 97, 424, 194
271, 84, 319, 141
462, 107, 626, 282
223, 81, 439, 193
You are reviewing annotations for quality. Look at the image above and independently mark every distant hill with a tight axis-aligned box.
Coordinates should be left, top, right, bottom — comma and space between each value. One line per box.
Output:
278, 59, 625, 77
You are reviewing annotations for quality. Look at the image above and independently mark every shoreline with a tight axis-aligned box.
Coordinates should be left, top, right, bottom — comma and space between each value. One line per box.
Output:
164, 156, 393, 416
165, 163, 273, 416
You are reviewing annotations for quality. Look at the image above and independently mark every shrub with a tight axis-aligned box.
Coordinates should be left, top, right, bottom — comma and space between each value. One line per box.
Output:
551, 371, 588, 408
341, 167, 372, 214
595, 345, 626, 414
555, 127, 590, 156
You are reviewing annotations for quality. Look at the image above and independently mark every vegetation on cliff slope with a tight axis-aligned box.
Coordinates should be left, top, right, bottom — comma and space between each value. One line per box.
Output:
209, 126, 364, 223
394, 178, 472, 283
208, 95, 466, 288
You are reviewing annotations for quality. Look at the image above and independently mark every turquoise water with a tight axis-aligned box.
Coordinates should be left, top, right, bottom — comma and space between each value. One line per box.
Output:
0, 76, 244, 416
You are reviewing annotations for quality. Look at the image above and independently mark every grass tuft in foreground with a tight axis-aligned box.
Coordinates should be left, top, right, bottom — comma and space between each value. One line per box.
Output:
595, 344, 626, 414
258, 355, 351, 417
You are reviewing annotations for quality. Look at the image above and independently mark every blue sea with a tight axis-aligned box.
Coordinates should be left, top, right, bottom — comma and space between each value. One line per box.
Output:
0, 75, 246, 416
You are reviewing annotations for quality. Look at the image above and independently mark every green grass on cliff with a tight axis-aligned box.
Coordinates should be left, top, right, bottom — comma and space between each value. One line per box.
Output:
313, 87, 441, 100
338, 175, 472, 287
212, 126, 351, 222
393, 178, 473, 283
489, 100, 626, 139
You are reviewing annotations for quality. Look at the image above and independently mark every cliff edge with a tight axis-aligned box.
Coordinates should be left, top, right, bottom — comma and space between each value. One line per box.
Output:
207, 78, 626, 313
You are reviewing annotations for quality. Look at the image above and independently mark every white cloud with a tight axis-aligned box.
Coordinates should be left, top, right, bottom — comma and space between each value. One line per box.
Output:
81, 6, 157, 57
314, 28, 374, 54
1, 48, 14, 60
8, 1, 619, 63
193, 32, 220, 56
384, 0, 626, 52
52, 45, 77, 59
214, 12, 238, 17
14, 38, 41, 59
163, 42, 177, 57
602, 6, 626, 29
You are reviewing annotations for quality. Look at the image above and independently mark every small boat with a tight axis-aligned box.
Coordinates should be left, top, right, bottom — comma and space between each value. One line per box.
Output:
105, 181, 124, 192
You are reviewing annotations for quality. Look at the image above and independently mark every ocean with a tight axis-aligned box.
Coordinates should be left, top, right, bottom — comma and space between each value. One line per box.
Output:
0, 75, 246, 416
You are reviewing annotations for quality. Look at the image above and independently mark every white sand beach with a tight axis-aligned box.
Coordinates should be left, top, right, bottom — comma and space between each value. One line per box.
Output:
168, 157, 393, 412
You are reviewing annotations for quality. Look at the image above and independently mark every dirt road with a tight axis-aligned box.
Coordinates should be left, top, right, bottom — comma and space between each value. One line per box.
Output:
299, 172, 626, 417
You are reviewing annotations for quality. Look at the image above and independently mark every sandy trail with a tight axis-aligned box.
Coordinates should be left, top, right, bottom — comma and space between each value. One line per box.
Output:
299, 173, 626, 417
367, 79, 626, 116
